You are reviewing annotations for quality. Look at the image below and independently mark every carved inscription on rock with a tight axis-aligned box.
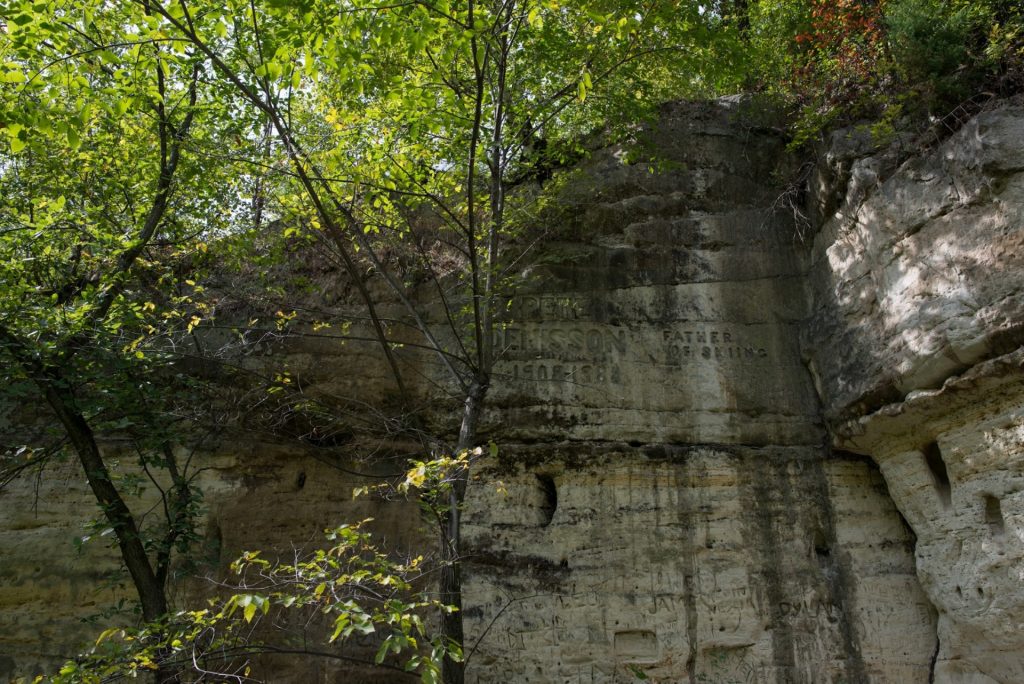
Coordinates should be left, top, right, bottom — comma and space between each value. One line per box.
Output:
494, 295, 775, 391
661, 328, 768, 365
487, 291, 826, 444
505, 295, 588, 322
495, 325, 626, 385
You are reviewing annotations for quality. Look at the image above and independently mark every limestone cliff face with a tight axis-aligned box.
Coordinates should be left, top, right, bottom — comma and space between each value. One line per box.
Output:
458, 100, 934, 683
1, 99, 1022, 684
803, 103, 1024, 683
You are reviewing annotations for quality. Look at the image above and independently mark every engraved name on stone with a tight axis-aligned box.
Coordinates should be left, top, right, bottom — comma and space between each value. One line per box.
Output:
503, 294, 588, 321
495, 325, 626, 385
662, 328, 768, 364
493, 295, 773, 389
777, 599, 838, 620
496, 326, 626, 358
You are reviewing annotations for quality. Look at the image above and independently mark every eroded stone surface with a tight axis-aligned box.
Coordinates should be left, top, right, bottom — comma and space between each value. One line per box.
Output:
6, 98, 1024, 683
806, 101, 1024, 683
804, 105, 1024, 424
485, 100, 821, 448
0, 442, 424, 682
836, 352, 1024, 683
460, 446, 934, 683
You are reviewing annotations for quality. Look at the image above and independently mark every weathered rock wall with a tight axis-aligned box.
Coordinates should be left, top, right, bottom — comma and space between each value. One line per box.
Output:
456, 100, 934, 682
0, 439, 425, 683
3, 98, 1023, 683
803, 102, 1024, 683
803, 106, 1024, 423
485, 100, 821, 446
461, 446, 933, 682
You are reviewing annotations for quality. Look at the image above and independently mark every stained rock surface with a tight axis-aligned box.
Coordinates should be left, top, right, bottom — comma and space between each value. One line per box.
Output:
458, 100, 934, 683
804, 103, 1024, 683
2, 99, 1023, 683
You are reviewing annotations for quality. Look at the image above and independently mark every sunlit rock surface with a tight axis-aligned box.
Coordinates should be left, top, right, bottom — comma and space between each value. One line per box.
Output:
805, 103, 1024, 683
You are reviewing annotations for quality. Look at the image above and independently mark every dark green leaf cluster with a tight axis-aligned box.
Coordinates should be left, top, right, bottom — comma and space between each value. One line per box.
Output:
48, 520, 454, 684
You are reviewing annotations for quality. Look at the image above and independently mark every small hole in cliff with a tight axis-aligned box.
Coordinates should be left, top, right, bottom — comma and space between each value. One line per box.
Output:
303, 429, 353, 448
536, 474, 557, 527
956, 586, 962, 597
922, 442, 952, 508
984, 495, 1005, 536
977, 587, 984, 598
812, 529, 831, 562
559, 558, 568, 569
296, 471, 306, 490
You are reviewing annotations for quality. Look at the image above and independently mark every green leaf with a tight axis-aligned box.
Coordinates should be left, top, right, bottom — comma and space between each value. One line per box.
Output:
375, 637, 391, 664
95, 627, 121, 645
243, 602, 257, 623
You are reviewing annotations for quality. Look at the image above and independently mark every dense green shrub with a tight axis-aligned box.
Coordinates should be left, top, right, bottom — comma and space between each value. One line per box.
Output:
886, 0, 993, 106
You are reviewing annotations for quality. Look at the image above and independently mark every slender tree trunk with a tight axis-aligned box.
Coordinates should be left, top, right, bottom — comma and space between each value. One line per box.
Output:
735, 0, 750, 36
440, 380, 487, 684
41, 376, 182, 684
40, 377, 169, 621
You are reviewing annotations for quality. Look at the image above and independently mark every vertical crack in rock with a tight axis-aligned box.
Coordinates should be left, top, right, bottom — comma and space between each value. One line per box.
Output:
811, 451, 867, 683
922, 441, 952, 508
743, 456, 795, 683
681, 453, 699, 683
683, 572, 699, 682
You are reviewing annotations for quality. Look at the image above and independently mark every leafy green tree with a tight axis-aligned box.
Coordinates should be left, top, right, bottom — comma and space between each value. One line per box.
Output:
3, 0, 895, 680
741, 0, 1023, 145
133, 2, 741, 681
0, 0, 241, 643
51, 520, 452, 683
3, 1, 1017, 681
886, 0, 1023, 105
